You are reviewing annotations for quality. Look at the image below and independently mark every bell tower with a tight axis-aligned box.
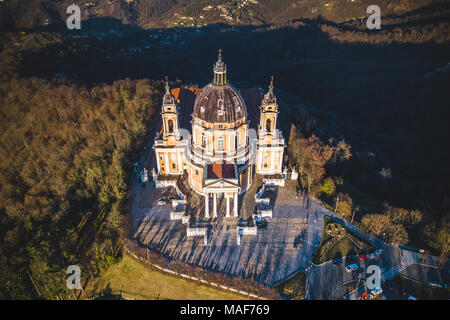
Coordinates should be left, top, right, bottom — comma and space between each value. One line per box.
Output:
256, 76, 285, 175
161, 77, 180, 144
259, 76, 278, 140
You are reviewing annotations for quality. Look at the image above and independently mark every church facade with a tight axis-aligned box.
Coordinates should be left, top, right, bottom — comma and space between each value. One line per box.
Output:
153, 51, 285, 218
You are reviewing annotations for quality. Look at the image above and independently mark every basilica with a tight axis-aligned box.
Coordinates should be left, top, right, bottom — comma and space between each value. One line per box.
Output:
153, 51, 285, 218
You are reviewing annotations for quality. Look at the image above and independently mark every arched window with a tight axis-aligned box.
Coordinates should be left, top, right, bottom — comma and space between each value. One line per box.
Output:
201, 133, 206, 148
168, 119, 174, 133
217, 98, 224, 110
266, 119, 271, 132
218, 136, 224, 151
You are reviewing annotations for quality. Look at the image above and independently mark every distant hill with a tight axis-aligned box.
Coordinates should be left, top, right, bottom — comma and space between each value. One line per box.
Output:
0, 0, 446, 30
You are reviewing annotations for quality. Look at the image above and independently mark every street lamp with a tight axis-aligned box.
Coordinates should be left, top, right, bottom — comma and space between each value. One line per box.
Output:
335, 196, 339, 214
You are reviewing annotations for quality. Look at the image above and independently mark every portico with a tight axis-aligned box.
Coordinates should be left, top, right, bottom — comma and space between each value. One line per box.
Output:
203, 181, 240, 218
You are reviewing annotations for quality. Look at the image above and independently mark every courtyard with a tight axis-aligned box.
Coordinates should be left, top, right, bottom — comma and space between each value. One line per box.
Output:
132, 178, 325, 285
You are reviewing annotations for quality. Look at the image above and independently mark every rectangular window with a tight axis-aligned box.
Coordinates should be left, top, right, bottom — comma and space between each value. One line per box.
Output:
202, 134, 206, 148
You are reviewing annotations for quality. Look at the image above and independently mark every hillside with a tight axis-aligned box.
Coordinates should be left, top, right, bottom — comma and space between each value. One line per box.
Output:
0, 0, 446, 30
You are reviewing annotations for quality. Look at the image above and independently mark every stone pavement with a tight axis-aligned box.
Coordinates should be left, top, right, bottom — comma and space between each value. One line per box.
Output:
132, 177, 321, 285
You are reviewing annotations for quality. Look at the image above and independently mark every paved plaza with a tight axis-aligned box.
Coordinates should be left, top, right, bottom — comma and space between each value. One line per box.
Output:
132, 178, 327, 285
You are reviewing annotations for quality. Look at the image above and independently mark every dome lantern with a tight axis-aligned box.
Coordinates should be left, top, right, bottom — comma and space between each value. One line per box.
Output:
213, 49, 227, 86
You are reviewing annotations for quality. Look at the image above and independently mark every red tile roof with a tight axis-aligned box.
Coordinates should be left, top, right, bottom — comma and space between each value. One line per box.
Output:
207, 163, 235, 179
171, 87, 200, 102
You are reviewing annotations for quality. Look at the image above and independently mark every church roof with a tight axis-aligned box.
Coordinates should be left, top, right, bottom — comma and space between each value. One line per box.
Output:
207, 163, 236, 179
193, 83, 247, 124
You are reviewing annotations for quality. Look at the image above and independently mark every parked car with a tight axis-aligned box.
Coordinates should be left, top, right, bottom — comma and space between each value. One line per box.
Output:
346, 264, 358, 272
428, 281, 442, 288
408, 296, 418, 300
358, 291, 368, 300
359, 255, 368, 261
157, 198, 167, 206
332, 257, 343, 265
370, 288, 383, 298
375, 248, 384, 256
257, 220, 268, 230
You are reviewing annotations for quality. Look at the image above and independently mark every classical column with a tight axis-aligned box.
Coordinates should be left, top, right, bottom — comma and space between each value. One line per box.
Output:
226, 195, 230, 217
271, 149, 276, 172
233, 192, 238, 217
213, 193, 217, 217
164, 152, 169, 174
205, 193, 209, 218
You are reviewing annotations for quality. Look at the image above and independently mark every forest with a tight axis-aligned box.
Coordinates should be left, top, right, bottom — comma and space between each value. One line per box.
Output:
0, 77, 161, 298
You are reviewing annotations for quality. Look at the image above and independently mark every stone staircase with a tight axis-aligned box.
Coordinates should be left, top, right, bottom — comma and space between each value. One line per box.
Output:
176, 172, 204, 217
381, 260, 413, 281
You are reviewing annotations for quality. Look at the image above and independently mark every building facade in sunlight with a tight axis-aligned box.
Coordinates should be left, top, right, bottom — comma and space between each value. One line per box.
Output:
153, 51, 285, 218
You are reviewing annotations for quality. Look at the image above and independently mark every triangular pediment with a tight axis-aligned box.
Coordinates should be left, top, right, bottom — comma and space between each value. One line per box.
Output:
204, 178, 238, 189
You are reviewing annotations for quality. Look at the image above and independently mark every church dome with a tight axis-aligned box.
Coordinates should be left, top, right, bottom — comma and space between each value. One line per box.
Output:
193, 83, 247, 124
193, 49, 247, 124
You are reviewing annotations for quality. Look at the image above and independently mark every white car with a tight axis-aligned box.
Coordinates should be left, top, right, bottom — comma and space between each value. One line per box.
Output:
408, 296, 418, 300
345, 264, 358, 272
157, 199, 166, 206
428, 281, 442, 288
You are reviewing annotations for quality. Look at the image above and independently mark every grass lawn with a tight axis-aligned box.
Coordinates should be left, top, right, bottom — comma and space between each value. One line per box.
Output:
274, 271, 307, 300
312, 218, 375, 264
325, 236, 359, 261
83, 254, 247, 300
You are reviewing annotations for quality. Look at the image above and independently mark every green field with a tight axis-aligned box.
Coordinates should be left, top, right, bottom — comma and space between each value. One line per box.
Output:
275, 271, 307, 300
312, 218, 375, 264
83, 254, 247, 300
